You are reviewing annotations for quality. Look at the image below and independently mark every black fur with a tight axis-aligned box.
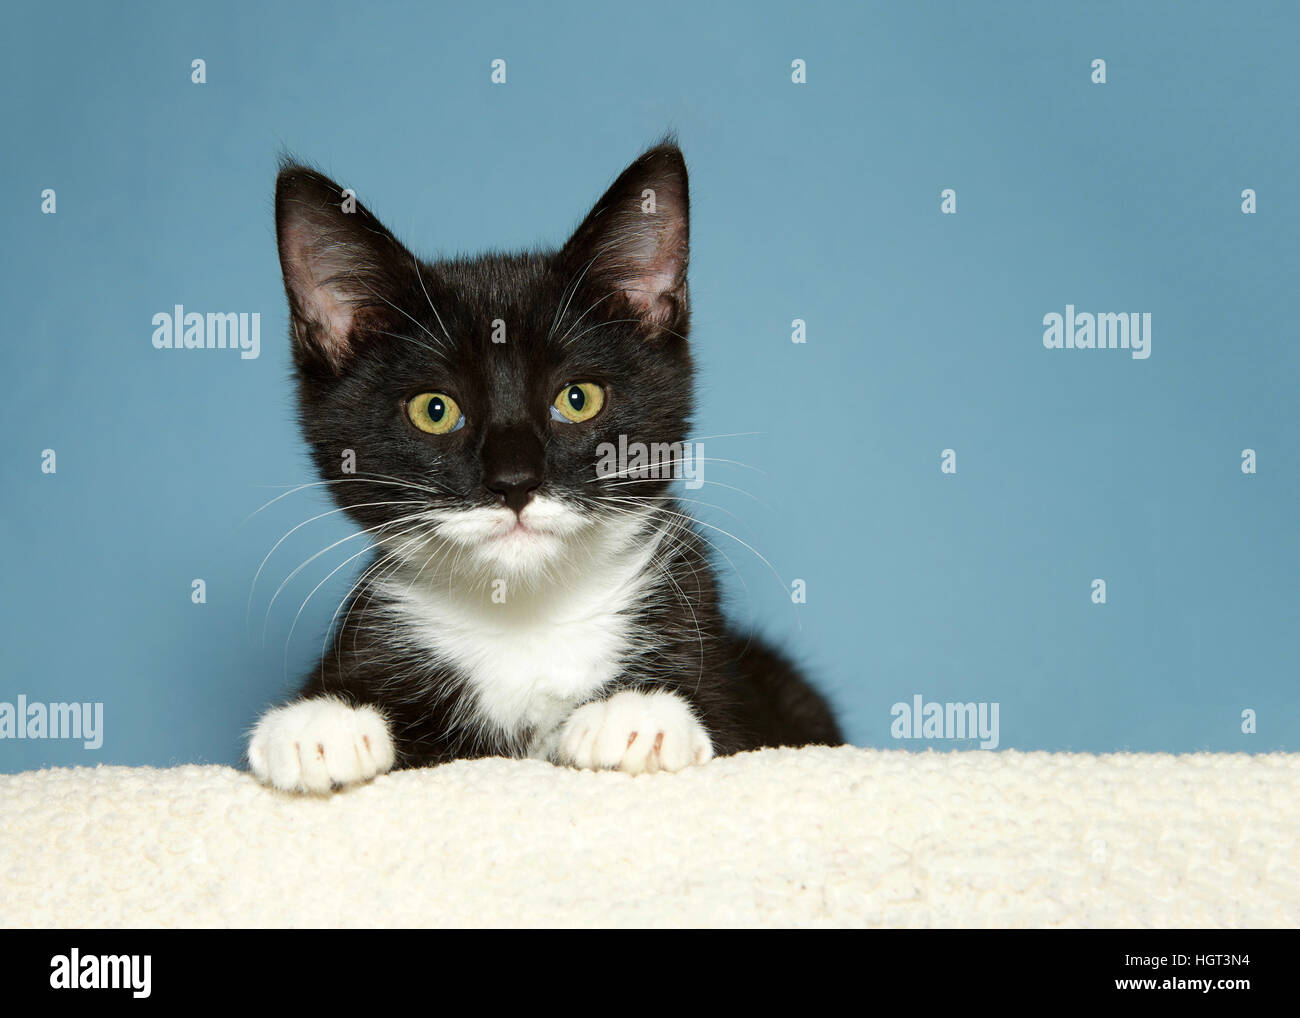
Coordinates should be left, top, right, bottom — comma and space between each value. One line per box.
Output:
267, 140, 842, 768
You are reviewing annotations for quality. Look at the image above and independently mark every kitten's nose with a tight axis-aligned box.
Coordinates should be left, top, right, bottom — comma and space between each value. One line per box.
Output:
486, 472, 539, 513
482, 425, 544, 514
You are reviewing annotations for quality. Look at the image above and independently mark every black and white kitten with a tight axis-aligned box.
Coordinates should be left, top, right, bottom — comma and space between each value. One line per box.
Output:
248, 142, 841, 792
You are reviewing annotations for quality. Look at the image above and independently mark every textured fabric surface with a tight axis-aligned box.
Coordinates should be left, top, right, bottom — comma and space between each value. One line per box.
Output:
1, 748, 1296, 928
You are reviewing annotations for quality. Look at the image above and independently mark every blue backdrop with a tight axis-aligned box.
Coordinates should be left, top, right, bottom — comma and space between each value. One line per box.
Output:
2, 0, 1296, 772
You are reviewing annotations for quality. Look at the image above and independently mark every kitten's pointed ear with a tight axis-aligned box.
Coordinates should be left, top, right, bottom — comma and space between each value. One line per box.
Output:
275, 163, 415, 371
561, 143, 690, 338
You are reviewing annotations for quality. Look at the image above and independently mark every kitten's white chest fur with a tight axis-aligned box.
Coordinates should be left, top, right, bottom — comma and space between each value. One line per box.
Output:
377, 510, 665, 754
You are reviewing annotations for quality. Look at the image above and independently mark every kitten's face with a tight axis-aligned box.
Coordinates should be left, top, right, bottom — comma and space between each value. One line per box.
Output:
276, 145, 692, 577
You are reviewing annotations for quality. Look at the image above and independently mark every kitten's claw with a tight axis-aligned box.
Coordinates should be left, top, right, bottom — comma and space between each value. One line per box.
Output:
556, 690, 714, 775
247, 697, 395, 793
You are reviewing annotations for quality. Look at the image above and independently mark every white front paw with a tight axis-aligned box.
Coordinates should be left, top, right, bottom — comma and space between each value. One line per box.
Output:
247, 697, 395, 793
556, 689, 714, 775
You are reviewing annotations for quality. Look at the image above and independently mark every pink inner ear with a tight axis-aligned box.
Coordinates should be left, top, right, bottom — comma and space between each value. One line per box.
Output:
282, 222, 358, 363
616, 212, 686, 325
304, 276, 355, 354
623, 264, 680, 324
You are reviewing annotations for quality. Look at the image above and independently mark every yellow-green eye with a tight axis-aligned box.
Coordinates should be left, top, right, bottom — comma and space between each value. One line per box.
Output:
551, 382, 605, 423
407, 392, 463, 435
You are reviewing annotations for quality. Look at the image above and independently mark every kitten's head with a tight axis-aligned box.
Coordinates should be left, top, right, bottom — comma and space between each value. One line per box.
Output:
275, 142, 692, 579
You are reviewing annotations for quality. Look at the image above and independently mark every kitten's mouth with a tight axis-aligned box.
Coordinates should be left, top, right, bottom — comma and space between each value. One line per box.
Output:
489, 518, 543, 541
416, 495, 590, 573
394, 495, 648, 579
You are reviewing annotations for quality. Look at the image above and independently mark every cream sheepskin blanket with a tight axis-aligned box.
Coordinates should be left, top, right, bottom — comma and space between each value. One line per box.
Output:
1, 747, 1296, 928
